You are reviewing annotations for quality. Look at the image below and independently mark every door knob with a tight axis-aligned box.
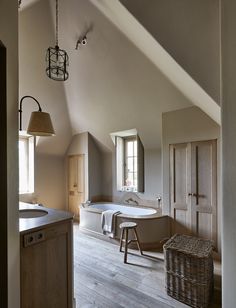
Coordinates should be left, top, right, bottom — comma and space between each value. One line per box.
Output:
188, 193, 198, 197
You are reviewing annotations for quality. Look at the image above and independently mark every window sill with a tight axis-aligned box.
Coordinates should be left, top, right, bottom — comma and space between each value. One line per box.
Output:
19, 192, 34, 195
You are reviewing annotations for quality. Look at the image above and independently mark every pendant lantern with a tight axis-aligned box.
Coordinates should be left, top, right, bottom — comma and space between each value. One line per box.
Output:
46, 0, 69, 81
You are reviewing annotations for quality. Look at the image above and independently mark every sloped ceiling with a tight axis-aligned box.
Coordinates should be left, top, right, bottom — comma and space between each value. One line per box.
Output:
120, 0, 221, 104
19, 0, 219, 153
51, 0, 193, 150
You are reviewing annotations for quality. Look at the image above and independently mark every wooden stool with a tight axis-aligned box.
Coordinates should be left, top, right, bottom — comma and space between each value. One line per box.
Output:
119, 222, 143, 263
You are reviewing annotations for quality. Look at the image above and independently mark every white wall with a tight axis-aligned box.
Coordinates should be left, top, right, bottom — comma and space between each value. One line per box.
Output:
221, 0, 236, 306
0, 0, 20, 307
162, 106, 221, 250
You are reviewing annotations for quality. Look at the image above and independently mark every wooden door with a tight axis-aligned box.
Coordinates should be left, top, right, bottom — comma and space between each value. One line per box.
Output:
170, 140, 217, 244
170, 143, 191, 235
190, 140, 217, 243
68, 155, 85, 220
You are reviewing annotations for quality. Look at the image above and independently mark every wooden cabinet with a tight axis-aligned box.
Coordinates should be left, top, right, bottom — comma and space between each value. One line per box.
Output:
20, 220, 73, 308
68, 155, 85, 220
170, 140, 217, 246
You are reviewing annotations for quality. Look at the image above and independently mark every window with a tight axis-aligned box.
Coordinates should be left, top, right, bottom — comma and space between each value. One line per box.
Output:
124, 137, 137, 189
19, 135, 34, 194
115, 133, 144, 192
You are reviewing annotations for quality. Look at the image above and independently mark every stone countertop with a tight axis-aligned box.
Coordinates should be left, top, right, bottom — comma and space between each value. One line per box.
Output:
19, 202, 74, 234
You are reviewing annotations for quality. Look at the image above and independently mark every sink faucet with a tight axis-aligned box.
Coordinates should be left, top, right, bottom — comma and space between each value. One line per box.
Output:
126, 198, 139, 205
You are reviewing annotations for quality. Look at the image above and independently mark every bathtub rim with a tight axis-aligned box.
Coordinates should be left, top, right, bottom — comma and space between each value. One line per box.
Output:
80, 202, 167, 221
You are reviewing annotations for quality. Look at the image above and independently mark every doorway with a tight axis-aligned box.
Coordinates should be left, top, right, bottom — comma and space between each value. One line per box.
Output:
68, 154, 85, 221
170, 140, 217, 246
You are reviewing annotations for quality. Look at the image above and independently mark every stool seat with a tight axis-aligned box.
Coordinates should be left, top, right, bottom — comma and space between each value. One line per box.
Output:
119, 221, 143, 263
119, 222, 137, 229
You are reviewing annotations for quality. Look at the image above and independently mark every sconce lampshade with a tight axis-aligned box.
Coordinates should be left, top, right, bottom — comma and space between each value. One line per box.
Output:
27, 111, 55, 136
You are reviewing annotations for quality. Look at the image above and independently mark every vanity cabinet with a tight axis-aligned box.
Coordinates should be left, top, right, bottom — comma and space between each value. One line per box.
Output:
20, 220, 73, 308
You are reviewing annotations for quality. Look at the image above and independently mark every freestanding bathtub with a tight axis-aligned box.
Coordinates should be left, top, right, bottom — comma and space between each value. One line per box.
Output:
80, 203, 170, 250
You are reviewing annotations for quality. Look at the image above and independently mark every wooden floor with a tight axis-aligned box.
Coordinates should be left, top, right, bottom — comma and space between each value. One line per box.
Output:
73, 224, 221, 308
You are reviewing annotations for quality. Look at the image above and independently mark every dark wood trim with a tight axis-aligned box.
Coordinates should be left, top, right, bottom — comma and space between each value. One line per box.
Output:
0, 40, 8, 308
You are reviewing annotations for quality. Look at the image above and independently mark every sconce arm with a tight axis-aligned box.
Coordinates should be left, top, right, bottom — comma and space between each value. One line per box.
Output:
19, 95, 42, 131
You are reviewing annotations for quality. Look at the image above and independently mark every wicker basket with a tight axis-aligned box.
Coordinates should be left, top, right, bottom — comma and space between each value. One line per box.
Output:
163, 234, 214, 308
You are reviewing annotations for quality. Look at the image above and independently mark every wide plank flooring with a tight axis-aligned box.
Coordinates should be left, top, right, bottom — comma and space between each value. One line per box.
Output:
73, 224, 221, 308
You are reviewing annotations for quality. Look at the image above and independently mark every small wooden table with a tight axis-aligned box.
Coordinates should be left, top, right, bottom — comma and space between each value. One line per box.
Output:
119, 222, 143, 263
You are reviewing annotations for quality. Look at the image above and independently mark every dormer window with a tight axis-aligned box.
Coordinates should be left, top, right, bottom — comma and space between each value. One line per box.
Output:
124, 136, 137, 189
111, 129, 144, 193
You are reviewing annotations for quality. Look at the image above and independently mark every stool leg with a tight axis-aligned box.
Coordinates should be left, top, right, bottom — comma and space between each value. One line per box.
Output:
124, 228, 128, 263
119, 228, 124, 252
134, 228, 143, 255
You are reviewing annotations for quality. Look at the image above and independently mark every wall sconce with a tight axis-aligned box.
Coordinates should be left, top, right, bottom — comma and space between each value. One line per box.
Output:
19, 95, 55, 136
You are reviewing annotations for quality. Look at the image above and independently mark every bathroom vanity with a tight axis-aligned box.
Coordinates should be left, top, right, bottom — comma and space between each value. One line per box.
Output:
19, 203, 74, 308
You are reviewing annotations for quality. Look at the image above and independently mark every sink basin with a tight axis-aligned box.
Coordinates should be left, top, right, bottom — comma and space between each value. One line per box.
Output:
19, 209, 48, 219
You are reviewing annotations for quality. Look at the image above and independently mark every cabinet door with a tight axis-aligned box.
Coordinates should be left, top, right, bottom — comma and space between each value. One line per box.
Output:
21, 222, 73, 308
191, 140, 217, 243
170, 143, 191, 235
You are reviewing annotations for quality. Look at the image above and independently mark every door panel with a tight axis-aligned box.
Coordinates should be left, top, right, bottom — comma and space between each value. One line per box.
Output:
170, 143, 191, 235
170, 140, 217, 246
191, 140, 217, 243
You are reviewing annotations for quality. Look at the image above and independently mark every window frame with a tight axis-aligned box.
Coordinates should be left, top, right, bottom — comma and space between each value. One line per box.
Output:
115, 133, 144, 193
19, 134, 35, 194
123, 136, 137, 190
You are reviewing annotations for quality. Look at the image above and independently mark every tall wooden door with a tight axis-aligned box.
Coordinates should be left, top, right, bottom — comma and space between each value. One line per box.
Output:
170, 140, 217, 244
68, 155, 85, 221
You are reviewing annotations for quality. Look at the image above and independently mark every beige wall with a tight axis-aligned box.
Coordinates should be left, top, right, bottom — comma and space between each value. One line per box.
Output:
0, 0, 20, 307
21, 154, 66, 210
19, 0, 72, 156
66, 132, 111, 203
121, 0, 221, 104
162, 106, 221, 250
66, 132, 89, 204
88, 134, 103, 201
101, 152, 113, 201
19, 0, 72, 210
221, 0, 236, 306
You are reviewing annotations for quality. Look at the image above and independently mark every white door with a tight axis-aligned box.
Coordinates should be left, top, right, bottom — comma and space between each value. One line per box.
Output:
170, 140, 217, 244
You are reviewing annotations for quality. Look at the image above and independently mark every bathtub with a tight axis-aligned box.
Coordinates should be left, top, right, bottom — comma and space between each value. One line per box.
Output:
80, 203, 170, 250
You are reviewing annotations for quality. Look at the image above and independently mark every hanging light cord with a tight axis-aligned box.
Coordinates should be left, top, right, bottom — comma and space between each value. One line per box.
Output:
56, 0, 59, 46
